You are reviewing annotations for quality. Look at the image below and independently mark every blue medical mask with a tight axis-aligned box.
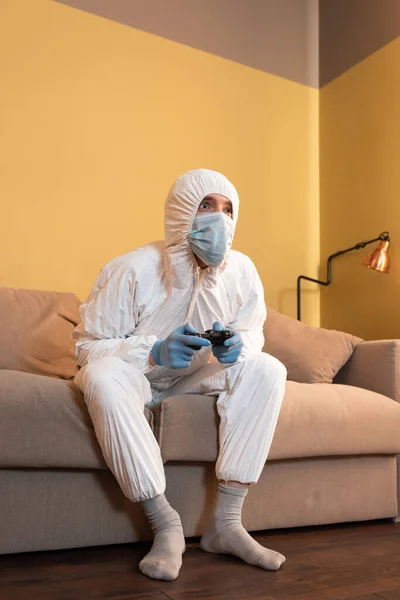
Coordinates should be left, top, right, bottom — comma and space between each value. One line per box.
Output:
189, 212, 234, 267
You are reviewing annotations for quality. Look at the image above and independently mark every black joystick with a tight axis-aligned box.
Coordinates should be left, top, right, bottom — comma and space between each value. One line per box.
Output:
185, 329, 233, 349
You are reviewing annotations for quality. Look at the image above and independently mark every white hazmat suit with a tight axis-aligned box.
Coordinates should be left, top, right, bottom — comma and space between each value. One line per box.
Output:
74, 169, 287, 503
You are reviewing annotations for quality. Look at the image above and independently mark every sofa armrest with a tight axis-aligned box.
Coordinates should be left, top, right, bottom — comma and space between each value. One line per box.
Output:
336, 340, 400, 524
334, 340, 400, 403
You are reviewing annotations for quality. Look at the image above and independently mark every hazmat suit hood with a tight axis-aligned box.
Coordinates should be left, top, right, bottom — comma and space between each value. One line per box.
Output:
164, 169, 240, 286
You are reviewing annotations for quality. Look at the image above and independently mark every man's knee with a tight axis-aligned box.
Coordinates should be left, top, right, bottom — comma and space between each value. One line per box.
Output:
76, 357, 140, 411
242, 353, 287, 382
76, 356, 121, 389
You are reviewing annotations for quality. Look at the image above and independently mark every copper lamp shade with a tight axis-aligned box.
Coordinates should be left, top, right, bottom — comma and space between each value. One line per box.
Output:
363, 239, 391, 273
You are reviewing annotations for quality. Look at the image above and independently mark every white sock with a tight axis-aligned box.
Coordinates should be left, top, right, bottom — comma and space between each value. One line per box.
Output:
139, 494, 185, 581
200, 483, 286, 570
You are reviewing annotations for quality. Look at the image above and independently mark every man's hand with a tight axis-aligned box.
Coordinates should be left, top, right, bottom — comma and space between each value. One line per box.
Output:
151, 324, 211, 369
211, 321, 243, 364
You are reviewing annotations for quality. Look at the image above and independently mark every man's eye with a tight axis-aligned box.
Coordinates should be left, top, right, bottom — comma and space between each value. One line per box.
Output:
201, 203, 210, 209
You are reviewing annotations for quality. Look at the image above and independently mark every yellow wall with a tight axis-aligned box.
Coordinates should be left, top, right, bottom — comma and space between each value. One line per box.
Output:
0, 0, 319, 324
320, 38, 400, 339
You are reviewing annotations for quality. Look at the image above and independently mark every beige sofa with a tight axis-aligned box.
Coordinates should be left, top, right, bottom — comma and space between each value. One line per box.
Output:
1, 287, 400, 555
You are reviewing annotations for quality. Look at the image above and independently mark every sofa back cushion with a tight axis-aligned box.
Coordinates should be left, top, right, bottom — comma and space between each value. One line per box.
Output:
263, 307, 362, 384
0, 288, 81, 379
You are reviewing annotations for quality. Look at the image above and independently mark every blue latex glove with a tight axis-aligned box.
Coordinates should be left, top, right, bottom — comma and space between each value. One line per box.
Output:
211, 321, 243, 364
151, 324, 211, 369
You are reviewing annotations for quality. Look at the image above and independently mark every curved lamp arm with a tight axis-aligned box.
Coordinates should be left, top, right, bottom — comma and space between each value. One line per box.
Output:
297, 231, 390, 321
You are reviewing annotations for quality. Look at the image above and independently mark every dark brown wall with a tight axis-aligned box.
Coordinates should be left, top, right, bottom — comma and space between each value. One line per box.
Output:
54, 0, 400, 87
54, 0, 319, 87
319, 0, 400, 86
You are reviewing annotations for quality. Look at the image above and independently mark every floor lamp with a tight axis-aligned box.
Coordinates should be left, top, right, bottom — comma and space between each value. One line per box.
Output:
297, 231, 391, 321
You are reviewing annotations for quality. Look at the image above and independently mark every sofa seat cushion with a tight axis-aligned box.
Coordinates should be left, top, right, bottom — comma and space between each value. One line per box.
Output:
157, 381, 400, 463
0, 371, 153, 469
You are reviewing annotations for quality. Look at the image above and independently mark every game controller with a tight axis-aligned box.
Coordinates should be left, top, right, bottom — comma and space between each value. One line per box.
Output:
185, 328, 233, 349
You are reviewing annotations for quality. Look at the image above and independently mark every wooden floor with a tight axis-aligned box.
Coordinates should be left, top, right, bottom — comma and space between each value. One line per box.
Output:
1, 520, 400, 600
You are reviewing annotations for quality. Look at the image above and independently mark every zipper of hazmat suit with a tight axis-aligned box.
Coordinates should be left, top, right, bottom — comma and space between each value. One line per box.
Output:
184, 266, 207, 323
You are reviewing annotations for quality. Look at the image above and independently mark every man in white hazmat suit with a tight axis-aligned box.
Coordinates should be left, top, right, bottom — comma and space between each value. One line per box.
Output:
73, 168, 287, 581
